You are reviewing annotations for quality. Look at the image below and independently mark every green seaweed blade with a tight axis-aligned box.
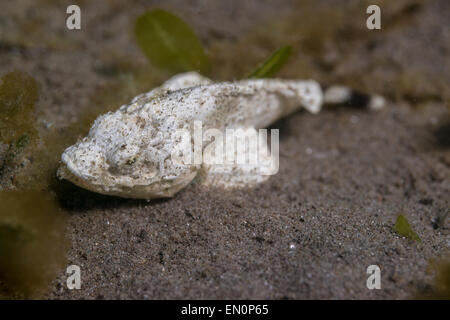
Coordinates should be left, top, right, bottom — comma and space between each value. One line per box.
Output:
246, 45, 292, 79
135, 9, 210, 73
394, 214, 422, 243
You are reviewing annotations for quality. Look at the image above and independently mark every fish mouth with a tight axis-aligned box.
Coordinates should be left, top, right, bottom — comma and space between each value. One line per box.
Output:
58, 140, 200, 199
57, 160, 198, 200
57, 163, 126, 198
57, 163, 102, 195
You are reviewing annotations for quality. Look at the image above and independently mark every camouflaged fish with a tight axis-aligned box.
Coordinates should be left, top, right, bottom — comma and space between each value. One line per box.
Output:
58, 72, 384, 199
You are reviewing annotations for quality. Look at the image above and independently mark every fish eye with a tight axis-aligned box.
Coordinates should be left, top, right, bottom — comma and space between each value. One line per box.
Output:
107, 143, 141, 174
126, 158, 137, 166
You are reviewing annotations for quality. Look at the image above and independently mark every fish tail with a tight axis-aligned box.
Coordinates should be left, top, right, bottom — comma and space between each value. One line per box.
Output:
322, 85, 386, 111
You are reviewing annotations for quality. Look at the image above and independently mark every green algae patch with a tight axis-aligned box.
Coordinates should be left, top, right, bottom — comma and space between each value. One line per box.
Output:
394, 214, 422, 243
0, 71, 39, 185
0, 190, 67, 297
0, 70, 72, 298
425, 258, 450, 299
415, 257, 450, 299
135, 9, 210, 74
0, 71, 38, 145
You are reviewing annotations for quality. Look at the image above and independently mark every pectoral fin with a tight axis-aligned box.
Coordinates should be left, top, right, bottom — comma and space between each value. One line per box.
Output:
199, 127, 278, 189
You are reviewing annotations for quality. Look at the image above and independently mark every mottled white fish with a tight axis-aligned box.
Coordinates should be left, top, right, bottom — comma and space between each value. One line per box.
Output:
58, 72, 384, 199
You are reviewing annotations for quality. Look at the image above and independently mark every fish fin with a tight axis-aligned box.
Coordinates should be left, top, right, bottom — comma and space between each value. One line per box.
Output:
199, 127, 278, 188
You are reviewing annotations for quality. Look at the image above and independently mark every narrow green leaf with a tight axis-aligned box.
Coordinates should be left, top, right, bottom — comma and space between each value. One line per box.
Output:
134, 9, 209, 73
246, 45, 293, 79
394, 214, 422, 243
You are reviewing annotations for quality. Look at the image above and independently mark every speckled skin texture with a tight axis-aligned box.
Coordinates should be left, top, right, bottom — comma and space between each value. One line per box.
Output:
59, 73, 322, 199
